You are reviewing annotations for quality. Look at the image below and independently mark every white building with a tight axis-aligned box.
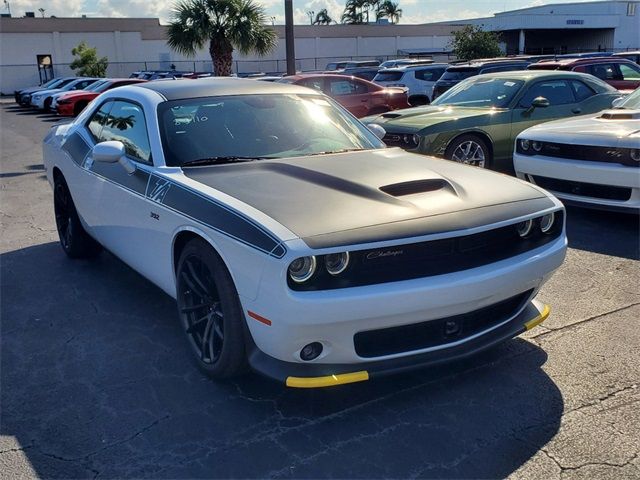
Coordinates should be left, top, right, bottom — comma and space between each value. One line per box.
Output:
0, 1, 638, 94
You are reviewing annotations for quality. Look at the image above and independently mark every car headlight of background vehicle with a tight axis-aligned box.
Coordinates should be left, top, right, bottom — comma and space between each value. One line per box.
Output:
631, 149, 640, 162
325, 252, 350, 275
520, 139, 531, 151
403, 134, 420, 148
288, 256, 317, 283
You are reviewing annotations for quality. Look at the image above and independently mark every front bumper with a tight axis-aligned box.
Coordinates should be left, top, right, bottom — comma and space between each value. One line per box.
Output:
248, 300, 550, 388
56, 103, 74, 116
514, 153, 640, 212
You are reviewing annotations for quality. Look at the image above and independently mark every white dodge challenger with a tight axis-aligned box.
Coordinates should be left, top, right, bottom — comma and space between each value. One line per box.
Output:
43, 79, 567, 388
514, 87, 640, 213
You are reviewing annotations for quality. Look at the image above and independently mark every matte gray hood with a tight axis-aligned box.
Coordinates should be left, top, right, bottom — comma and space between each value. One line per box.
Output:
183, 148, 554, 248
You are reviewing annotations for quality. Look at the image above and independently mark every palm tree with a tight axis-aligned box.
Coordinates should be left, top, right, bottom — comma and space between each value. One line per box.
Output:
378, 0, 402, 24
167, 0, 277, 77
341, 0, 364, 24
313, 8, 334, 25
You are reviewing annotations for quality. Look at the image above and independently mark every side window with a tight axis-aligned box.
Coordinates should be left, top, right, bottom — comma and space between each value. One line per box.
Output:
414, 69, 440, 81
328, 79, 364, 96
570, 80, 596, 101
98, 101, 152, 164
518, 80, 576, 107
619, 63, 640, 80
299, 78, 324, 92
87, 101, 113, 141
587, 63, 616, 80
76, 80, 93, 89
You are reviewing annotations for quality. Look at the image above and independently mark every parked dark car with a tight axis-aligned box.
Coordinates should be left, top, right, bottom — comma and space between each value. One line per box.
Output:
325, 60, 380, 71
14, 77, 77, 106
433, 60, 530, 99
279, 73, 410, 117
528, 57, 640, 91
613, 51, 640, 64
339, 67, 381, 81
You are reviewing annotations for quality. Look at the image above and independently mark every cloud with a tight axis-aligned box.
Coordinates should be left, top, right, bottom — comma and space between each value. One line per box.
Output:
7, 0, 84, 17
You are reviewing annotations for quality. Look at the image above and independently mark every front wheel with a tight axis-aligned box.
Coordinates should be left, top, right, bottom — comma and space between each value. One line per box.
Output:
445, 134, 492, 169
176, 238, 247, 379
53, 175, 102, 259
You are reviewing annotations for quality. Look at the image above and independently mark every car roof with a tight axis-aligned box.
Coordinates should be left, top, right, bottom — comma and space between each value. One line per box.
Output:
533, 57, 633, 67
447, 60, 530, 70
380, 63, 448, 73
613, 51, 640, 56
135, 77, 315, 100
471, 70, 598, 81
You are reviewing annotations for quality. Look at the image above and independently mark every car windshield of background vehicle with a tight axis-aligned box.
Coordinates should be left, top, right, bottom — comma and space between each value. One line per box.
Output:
440, 69, 478, 81
432, 77, 525, 108
85, 80, 109, 92
158, 94, 385, 167
619, 88, 640, 109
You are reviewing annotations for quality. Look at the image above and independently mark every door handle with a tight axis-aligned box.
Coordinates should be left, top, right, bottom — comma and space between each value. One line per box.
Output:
572, 108, 582, 114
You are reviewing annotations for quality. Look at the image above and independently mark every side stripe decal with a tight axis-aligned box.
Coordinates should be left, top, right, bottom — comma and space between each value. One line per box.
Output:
61, 132, 287, 258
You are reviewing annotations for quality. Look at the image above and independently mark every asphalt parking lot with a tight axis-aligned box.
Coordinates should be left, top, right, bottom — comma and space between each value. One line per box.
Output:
1, 98, 639, 480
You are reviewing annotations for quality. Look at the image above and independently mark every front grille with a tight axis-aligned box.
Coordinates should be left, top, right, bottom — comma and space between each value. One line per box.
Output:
517, 143, 639, 168
289, 212, 564, 291
532, 175, 632, 201
354, 290, 533, 358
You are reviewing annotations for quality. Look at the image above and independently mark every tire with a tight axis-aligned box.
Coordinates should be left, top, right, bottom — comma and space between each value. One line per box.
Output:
73, 102, 88, 117
44, 97, 52, 111
53, 175, 103, 259
445, 134, 492, 169
175, 238, 247, 379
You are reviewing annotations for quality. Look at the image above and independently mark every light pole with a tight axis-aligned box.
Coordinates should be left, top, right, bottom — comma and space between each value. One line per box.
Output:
270, 16, 276, 26
284, 0, 295, 75
4, 0, 11, 16
306, 10, 314, 25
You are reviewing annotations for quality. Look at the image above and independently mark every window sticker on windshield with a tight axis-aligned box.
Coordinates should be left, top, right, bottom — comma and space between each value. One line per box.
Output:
504, 81, 516, 87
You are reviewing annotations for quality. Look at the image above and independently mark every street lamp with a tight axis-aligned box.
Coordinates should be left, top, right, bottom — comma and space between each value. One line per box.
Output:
4, 0, 11, 16
270, 16, 276, 26
306, 10, 314, 25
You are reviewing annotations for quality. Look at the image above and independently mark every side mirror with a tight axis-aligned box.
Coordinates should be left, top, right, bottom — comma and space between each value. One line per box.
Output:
531, 96, 550, 109
367, 123, 386, 140
92, 141, 135, 174
612, 97, 625, 108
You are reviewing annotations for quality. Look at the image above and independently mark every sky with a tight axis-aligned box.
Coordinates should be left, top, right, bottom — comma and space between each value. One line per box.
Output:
5, 0, 603, 25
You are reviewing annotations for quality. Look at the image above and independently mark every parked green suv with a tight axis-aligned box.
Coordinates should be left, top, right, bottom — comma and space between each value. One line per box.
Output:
363, 71, 621, 171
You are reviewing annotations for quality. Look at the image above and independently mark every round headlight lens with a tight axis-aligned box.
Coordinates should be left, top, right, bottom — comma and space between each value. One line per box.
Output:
412, 134, 420, 146
540, 212, 555, 233
288, 256, 317, 283
631, 149, 640, 162
532, 141, 543, 152
520, 139, 530, 151
325, 252, 350, 275
516, 219, 533, 238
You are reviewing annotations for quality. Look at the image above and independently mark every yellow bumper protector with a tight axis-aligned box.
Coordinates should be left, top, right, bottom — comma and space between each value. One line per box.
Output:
524, 304, 551, 331
286, 371, 369, 388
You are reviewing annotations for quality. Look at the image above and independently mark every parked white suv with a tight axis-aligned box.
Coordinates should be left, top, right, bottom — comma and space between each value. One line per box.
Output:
373, 64, 447, 105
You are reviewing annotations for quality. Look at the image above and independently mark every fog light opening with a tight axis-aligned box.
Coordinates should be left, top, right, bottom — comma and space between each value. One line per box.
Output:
300, 342, 323, 361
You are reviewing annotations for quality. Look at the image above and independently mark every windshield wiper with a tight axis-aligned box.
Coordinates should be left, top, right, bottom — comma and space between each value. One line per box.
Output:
181, 156, 272, 167
305, 148, 365, 156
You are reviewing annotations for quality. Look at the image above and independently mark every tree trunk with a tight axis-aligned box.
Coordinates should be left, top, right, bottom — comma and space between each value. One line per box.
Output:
209, 37, 234, 76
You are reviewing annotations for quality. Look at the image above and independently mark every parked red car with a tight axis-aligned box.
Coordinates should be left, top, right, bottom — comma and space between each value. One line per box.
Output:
56, 78, 147, 116
528, 57, 640, 92
278, 74, 410, 117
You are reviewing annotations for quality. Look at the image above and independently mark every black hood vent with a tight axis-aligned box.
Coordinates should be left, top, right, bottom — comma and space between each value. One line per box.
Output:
381, 112, 403, 118
380, 179, 448, 197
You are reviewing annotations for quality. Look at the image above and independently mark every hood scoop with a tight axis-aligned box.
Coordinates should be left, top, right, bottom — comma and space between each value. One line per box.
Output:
381, 112, 403, 119
599, 109, 640, 120
380, 179, 449, 197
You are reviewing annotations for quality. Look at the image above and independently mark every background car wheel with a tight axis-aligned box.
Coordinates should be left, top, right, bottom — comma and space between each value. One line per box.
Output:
73, 102, 88, 117
445, 134, 492, 169
53, 175, 102, 259
176, 238, 247, 379
44, 98, 52, 111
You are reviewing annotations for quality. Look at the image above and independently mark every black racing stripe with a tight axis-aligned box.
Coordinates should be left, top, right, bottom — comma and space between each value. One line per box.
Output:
91, 161, 150, 196
161, 185, 283, 256
61, 132, 90, 166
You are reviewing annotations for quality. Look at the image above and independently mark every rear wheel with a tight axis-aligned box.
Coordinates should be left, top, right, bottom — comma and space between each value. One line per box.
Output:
53, 175, 102, 259
44, 97, 52, 111
445, 134, 492, 169
176, 238, 247, 379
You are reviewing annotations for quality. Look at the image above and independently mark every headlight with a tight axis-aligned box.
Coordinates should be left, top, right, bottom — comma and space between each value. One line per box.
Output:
288, 256, 316, 283
516, 219, 533, 238
631, 149, 640, 162
520, 139, 530, 151
532, 141, 543, 152
325, 252, 350, 275
539, 212, 555, 233
403, 134, 420, 148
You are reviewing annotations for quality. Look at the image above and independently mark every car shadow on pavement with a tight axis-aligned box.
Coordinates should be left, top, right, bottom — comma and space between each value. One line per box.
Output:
1, 242, 563, 479
565, 206, 640, 260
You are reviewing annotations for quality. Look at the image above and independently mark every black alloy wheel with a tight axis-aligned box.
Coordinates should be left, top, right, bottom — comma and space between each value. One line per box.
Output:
53, 175, 102, 259
176, 238, 246, 378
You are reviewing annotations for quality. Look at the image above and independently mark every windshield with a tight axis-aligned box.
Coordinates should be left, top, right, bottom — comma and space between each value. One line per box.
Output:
619, 88, 640, 109
41, 78, 61, 88
432, 77, 525, 108
440, 69, 478, 81
374, 71, 404, 82
86, 80, 109, 92
158, 94, 384, 167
